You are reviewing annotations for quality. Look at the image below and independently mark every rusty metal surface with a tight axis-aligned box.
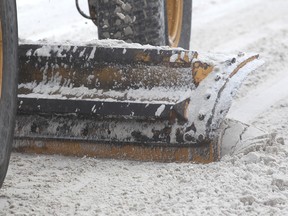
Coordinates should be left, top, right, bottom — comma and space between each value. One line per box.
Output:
16, 43, 262, 162
15, 114, 186, 147
18, 44, 196, 95
13, 139, 219, 163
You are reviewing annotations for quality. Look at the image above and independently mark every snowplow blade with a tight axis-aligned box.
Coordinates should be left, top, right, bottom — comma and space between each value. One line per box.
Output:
14, 43, 263, 163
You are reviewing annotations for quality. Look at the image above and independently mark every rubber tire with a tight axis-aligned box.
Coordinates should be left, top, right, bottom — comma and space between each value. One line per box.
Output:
0, 0, 18, 188
94, 0, 192, 49
178, 0, 192, 49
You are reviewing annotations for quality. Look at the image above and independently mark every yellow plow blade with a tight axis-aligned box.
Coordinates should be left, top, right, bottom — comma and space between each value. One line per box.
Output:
14, 43, 263, 163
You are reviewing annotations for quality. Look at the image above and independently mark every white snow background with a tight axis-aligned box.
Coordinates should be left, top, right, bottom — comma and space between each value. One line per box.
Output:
0, 0, 288, 215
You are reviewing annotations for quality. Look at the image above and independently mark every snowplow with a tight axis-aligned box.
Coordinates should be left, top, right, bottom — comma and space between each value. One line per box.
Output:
0, 0, 270, 187
14, 44, 263, 163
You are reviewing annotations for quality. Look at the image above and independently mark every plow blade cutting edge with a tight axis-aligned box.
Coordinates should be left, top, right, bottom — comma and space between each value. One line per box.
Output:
14, 43, 263, 163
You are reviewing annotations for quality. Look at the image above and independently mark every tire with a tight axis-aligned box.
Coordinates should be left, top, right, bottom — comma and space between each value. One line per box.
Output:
177, 0, 192, 49
0, 0, 18, 188
91, 0, 192, 49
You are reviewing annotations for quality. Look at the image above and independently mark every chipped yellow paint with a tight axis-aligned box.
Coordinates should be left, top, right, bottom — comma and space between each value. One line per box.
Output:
192, 61, 214, 86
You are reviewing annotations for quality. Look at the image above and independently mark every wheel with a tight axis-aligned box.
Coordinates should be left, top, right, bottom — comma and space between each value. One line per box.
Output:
0, 0, 18, 188
166, 0, 192, 48
89, 0, 192, 49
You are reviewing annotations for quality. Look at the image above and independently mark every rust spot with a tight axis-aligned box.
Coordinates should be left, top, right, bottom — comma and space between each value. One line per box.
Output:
173, 98, 190, 121
94, 67, 122, 88
13, 139, 220, 163
168, 110, 178, 124
191, 141, 216, 163
135, 53, 151, 62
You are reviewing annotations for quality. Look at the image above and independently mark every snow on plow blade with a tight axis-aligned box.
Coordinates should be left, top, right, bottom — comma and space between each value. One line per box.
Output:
14, 43, 263, 163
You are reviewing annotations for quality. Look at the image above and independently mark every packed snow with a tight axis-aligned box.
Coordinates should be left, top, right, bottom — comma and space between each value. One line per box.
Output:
0, 0, 288, 215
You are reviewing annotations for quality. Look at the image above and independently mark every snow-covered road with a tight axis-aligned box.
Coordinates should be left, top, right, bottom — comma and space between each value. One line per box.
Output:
1, 0, 288, 215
